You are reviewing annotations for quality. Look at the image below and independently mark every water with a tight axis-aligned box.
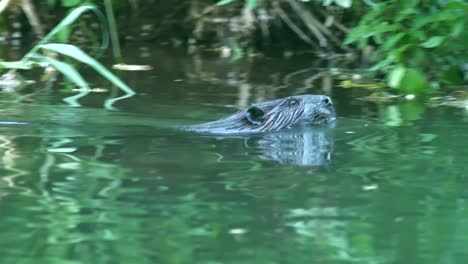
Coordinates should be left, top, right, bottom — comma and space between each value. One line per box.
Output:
1, 45, 467, 264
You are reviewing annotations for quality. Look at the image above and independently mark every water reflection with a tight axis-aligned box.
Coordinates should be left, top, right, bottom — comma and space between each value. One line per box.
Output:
0, 43, 467, 263
243, 127, 333, 166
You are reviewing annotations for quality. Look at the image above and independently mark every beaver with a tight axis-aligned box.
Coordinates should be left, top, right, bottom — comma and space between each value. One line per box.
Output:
181, 94, 335, 135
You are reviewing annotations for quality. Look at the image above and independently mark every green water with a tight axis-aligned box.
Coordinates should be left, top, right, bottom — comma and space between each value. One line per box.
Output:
1, 47, 467, 264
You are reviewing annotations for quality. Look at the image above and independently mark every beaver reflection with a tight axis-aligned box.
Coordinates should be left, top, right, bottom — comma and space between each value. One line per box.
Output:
244, 127, 333, 166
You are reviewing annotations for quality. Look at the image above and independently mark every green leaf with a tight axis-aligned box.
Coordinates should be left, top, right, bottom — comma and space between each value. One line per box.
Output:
61, 0, 81, 7
381, 32, 405, 51
361, 0, 377, 7
373, 33, 383, 45
52, 5, 98, 29
369, 24, 399, 36
246, 0, 257, 9
31, 53, 90, 107
388, 66, 406, 89
396, 8, 416, 22
360, 5, 384, 23
389, 44, 412, 63
31, 54, 89, 90
216, 0, 236, 6
39, 43, 135, 96
345, 24, 398, 44
402, 0, 419, 9
370, 55, 395, 71
421, 36, 445, 48
451, 22, 464, 38
389, 68, 427, 94
23, 5, 108, 60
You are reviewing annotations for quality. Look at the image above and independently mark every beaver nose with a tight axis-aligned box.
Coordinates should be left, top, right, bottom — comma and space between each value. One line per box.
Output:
321, 97, 332, 106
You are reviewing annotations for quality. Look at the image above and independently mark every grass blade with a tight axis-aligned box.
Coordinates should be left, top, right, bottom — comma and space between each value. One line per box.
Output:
104, 93, 135, 110
31, 54, 90, 107
40, 43, 135, 96
216, 0, 236, 6
24, 5, 108, 61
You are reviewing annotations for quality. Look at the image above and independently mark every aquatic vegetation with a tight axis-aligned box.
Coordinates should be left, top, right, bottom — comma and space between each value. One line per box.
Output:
0, 5, 135, 108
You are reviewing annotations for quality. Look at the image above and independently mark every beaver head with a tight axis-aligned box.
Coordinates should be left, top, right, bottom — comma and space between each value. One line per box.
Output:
182, 95, 336, 135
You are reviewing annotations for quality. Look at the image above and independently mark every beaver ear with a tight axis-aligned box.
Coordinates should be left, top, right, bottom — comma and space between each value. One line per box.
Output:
245, 106, 265, 125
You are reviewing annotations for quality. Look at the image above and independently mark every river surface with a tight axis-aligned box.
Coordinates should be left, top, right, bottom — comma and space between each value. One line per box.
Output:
0, 45, 467, 264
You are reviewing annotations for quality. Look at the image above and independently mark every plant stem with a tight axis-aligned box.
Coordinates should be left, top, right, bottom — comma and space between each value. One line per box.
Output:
104, 0, 122, 63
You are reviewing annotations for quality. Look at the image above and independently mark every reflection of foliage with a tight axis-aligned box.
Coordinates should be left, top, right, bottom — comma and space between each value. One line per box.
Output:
0, 110, 467, 263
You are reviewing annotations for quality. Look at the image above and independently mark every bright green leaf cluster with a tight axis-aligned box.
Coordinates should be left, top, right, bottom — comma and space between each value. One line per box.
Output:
346, 0, 467, 94
389, 67, 427, 94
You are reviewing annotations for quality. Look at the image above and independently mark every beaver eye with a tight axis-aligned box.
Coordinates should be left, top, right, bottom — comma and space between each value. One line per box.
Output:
287, 98, 300, 107
322, 98, 332, 106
